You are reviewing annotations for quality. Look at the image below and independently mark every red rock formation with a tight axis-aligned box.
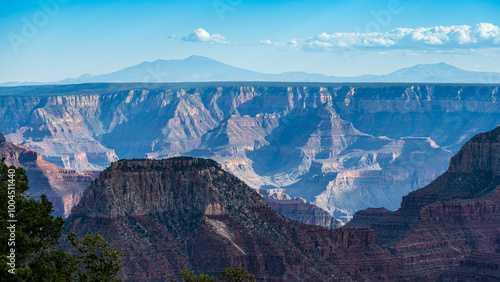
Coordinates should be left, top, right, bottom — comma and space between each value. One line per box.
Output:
2, 84, 498, 221
360, 126, 500, 279
65, 157, 398, 281
64, 126, 500, 280
0, 133, 98, 217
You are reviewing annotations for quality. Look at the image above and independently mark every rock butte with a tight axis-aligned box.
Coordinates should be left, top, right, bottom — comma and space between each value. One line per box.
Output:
65, 157, 397, 281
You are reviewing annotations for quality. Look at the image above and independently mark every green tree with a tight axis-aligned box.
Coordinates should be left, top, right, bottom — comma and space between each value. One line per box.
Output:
218, 267, 255, 282
1, 159, 123, 281
1, 158, 76, 281
68, 233, 125, 282
171, 267, 255, 282
27, 249, 78, 281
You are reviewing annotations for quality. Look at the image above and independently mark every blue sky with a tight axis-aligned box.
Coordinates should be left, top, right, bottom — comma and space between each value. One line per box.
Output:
1, 0, 500, 82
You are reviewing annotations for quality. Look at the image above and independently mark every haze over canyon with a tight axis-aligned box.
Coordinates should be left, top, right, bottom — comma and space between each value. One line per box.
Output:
1, 82, 499, 221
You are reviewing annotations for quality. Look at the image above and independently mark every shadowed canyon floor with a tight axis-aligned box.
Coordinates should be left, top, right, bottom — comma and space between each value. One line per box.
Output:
1, 83, 499, 221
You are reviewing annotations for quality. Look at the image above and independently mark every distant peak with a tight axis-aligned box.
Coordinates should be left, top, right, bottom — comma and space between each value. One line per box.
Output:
412, 62, 460, 69
0, 133, 5, 144
185, 55, 213, 61
148, 56, 215, 64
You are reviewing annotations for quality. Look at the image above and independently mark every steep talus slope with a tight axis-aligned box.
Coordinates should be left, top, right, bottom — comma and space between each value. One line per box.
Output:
1, 83, 499, 220
0, 133, 98, 217
65, 157, 397, 281
354, 126, 500, 279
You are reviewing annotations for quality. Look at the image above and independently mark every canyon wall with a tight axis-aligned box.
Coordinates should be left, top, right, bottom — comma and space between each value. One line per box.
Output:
0, 133, 98, 217
65, 157, 398, 281
64, 123, 500, 280
350, 126, 500, 280
1, 83, 499, 221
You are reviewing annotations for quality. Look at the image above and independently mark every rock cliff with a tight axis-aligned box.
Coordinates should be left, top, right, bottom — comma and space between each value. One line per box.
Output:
64, 123, 500, 280
1, 83, 499, 221
65, 157, 397, 281
0, 133, 98, 217
354, 126, 500, 279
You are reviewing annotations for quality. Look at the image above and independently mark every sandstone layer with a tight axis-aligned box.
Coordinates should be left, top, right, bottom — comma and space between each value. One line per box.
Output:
0, 133, 98, 217
65, 126, 500, 280
2, 83, 499, 220
65, 157, 397, 281
352, 126, 500, 279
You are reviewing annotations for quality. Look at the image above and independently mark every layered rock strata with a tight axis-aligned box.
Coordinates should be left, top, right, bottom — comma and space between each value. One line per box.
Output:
0, 133, 98, 217
259, 190, 343, 229
65, 157, 397, 281
352, 126, 500, 279
2, 83, 499, 220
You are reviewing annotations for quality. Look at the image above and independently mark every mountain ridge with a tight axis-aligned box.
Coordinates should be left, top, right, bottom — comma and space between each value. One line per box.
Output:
3, 56, 500, 86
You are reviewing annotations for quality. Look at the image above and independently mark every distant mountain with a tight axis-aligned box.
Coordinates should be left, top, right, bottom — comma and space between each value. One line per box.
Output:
364, 62, 500, 83
58, 56, 270, 84
3, 56, 500, 86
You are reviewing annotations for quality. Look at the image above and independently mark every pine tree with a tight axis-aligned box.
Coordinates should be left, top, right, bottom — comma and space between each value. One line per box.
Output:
1, 159, 123, 281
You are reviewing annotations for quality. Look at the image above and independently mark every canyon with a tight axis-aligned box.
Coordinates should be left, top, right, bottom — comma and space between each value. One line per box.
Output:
64, 157, 398, 281
65, 126, 500, 280
1, 83, 499, 221
0, 133, 98, 217
347, 126, 500, 280
0, 134, 338, 227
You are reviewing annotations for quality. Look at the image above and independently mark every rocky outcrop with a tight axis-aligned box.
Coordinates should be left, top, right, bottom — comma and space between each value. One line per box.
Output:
259, 190, 343, 229
355, 126, 500, 279
1, 83, 499, 221
65, 157, 398, 281
0, 133, 98, 217
64, 124, 500, 280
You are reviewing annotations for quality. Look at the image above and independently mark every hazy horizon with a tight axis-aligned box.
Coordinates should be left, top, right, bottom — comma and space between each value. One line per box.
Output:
1, 0, 500, 83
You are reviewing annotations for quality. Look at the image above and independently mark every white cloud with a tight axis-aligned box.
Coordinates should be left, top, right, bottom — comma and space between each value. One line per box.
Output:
182, 28, 229, 44
259, 39, 274, 45
265, 23, 500, 52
